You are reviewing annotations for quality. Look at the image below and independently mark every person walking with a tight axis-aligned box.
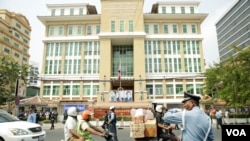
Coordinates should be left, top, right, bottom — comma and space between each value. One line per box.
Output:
64, 107, 84, 141
27, 105, 37, 123
215, 109, 222, 129
101, 111, 109, 130
50, 111, 55, 130
77, 110, 106, 141
108, 106, 119, 141
163, 92, 215, 141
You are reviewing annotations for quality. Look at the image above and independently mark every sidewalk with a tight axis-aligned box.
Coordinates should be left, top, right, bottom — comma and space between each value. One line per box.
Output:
42, 120, 218, 130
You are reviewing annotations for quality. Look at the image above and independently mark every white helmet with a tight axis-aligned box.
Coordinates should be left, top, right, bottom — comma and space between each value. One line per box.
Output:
67, 107, 78, 116
110, 106, 115, 110
155, 105, 163, 113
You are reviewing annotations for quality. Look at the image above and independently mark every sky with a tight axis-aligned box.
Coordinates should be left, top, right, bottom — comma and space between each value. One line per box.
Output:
0, 0, 237, 69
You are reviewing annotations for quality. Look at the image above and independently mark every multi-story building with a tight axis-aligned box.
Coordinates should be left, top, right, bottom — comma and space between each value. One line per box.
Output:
216, 0, 250, 61
38, 0, 207, 118
0, 9, 31, 67
29, 61, 39, 86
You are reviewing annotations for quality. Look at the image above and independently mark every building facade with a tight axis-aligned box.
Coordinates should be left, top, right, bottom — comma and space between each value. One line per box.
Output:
38, 0, 207, 118
0, 9, 31, 67
216, 0, 250, 61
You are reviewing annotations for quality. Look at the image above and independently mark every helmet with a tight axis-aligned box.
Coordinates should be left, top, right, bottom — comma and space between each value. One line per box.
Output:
155, 105, 163, 113
67, 107, 78, 116
110, 106, 115, 110
81, 110, 93, 120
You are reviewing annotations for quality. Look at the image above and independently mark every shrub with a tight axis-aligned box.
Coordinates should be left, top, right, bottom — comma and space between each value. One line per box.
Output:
42, 119, 51, 124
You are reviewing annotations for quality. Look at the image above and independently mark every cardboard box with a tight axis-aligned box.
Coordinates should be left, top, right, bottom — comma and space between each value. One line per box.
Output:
144, 118, 157, 137
130, 121, 145, 138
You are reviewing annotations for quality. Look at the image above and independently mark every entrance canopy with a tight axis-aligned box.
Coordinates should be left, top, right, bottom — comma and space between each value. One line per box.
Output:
19, 95, 48, 106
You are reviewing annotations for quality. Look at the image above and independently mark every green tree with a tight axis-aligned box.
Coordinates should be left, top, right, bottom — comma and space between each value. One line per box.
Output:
0, 54, 29, 105
204, 45, 250, 107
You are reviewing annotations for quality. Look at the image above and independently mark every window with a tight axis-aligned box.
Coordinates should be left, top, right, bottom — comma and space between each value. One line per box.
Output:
87, 26, 91, 35
14, 53, 19, 58
176, 84, 183, 94
72, 85, 80, 95
146, 85, 153, 95
120, 20, 124, 32
191, 25, 196, 33
173, 24, 178, 33
4, 48, 10, 54
79, 8, 83, 15
70, 8, 74, 15
154, 24, 158, 34
190, 7, 194, 14
145, 24, 149, 33
58, 26, 63, 35
96, 25, 100, 34
163, 24, 168, 33
171, 7, 175, 14
52, 86, 59, 96
77, 26, 82, 35
129, 20, 133, 32
162, 7, 166, 14
43, 86, 50, 96
49, 27, 54, 36
166, 84, 174, 95
111, 21, 115, 32
16, 23, 21, 29
68, 26, 73, 36
51, 9, 56, 16
3, 37, 9, 43
63, 85, 70, 95
83, 85, 91, 96
182, 25, 187, 33
155, 85, 162, 95
186, 84, 194, 94
181, 7, 185, 14
60, 9, 64, 16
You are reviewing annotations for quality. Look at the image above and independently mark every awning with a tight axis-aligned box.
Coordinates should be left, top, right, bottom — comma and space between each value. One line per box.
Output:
19, 96, 48, 106
93, 102, 152, 109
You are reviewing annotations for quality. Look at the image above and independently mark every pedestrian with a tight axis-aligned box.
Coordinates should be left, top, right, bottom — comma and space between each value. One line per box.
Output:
27, 105, 37, 123
163, 92, 215, 141
77, 110, 106, 140
63, 110, 68, 121
224, 109, 230, 124
101, 111, 109, 130
215, 109, 222, 129
108, 106, 119, 141
50, 111, 55, 130
155, 105, 177, 141
64, 107, 84, 141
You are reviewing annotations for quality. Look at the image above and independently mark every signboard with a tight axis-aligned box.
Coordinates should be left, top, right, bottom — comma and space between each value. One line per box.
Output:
109, 90, 133, 102
64, 104, 85, 112
15, 79, 26, 97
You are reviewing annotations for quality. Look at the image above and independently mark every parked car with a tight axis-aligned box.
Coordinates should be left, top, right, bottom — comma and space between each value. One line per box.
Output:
0, 109, 46, 141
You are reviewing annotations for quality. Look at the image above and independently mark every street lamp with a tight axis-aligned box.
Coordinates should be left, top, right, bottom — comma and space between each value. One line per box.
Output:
10, 27, 26, 116
101, 75, 106, 102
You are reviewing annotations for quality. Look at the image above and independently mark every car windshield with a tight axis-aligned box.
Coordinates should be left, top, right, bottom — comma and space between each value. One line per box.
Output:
0, 110, 20, 123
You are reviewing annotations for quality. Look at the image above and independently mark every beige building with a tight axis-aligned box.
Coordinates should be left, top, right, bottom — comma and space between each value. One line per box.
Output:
0, 9, 31, 67
38, 0, 207, 118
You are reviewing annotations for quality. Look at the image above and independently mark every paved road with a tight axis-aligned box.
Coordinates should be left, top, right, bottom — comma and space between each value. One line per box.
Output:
43, 122, 222, 141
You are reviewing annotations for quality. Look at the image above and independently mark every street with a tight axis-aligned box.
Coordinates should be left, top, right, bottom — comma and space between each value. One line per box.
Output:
43, 123, 222, 141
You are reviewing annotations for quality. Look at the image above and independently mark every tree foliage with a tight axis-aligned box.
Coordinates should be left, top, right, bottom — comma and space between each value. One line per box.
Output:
204, 45, 250, 107
0, 54, 29, 105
